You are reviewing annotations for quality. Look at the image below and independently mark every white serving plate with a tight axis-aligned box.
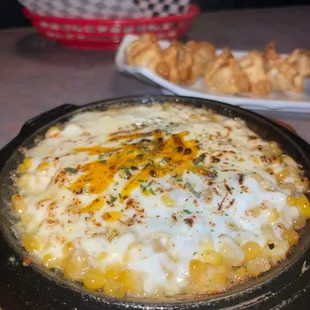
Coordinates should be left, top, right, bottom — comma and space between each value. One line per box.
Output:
115, 35, 310, 113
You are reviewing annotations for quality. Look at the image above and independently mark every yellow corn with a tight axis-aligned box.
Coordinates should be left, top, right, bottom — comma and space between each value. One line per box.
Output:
36, 162, 50, 173
104, 279, 126, 298
293, 216, 307, 230
95, 252, 108, 261
248, 207, 261, 218
17, 157, 32, 174
118, 270, 144, 297
242, 242, 262, 261
83, 268, 107, 291
208, 273, 227, 292
287, 196, 297, 206
64, 250, 89, 281
161, 193, 176, 208
42, 254, 66, 270
22, 234, 42, 252
63, 242, 74, 258
219, 243, 245, 266
252, 157, 261, 164
11, 194, 26, 215
268, 209, 279, 224
295, 195, 310, 218
189, 259, 209, 285
275, 169, 290, 183
232, 267, 247, 281
102, 211, 122, 222
105, 263, 123, 280
200, 250, 223, 267
285, 228, 299, 246
246, 256, 271, 277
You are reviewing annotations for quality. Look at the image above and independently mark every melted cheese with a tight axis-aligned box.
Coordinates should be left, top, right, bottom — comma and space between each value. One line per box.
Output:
14, 103, 309, 298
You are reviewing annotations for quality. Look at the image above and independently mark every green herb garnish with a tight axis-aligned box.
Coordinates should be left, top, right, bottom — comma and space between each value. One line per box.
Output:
64, 167, 78, 174
120, 166, 132, 178
193, 153, 206, 166
109, 194, 117, 203
183, 209, 192, 214
185, 182, 201, 198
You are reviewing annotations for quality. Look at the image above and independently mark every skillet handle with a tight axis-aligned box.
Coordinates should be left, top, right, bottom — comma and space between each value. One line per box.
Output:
20, 104, 79, 134
0, 104, 78, 159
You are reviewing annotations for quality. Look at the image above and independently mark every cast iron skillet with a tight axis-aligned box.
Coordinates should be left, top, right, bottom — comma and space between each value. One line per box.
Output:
0, 96, 309, 310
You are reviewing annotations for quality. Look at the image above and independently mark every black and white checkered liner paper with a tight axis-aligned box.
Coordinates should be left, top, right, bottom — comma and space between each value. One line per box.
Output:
134, 0, 190, 17
19, 0, 190, 18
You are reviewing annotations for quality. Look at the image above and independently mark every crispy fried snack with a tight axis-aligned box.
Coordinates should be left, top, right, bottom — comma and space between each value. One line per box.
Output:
125, 34, 167, 73
239, 50, 271, 95
263, 41, 305, 92
185, 41, 216, 81
204, 49, 250, 94
286, 49, 310, 77
158, 42, 182, 84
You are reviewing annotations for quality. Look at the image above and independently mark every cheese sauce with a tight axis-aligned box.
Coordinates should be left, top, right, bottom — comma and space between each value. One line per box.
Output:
12, 103, 310, 299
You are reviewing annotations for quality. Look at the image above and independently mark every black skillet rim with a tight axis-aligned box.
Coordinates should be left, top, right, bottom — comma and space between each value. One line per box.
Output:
0, 95, 309, 310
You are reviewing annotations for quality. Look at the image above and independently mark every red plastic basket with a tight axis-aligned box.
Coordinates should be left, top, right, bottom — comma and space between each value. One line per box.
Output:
23, 5, 200, 50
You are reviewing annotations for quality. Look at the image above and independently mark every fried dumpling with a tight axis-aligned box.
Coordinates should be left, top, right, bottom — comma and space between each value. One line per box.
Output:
239, 50, 270, 95
204, 49, 250, 94
125, 34, 164, 72
263, 42, 305, 92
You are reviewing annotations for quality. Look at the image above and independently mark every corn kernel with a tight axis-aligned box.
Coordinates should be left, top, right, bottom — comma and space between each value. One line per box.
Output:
287, 196, 297, 206
83, 268, 106, 291
281, 155, 296, 167
269, 142, 282, 155
11, 194, 26, 215
208, 273, 227, 292
17, 157, 32, 173
268, 209, 279, 224
189, 259, 209, 285
248, 207, 261, 218
42, 254, 65, 270
46, 126, 60, 138
96, 252, 108, 261
102, 211, 122, 222
232, 267, 247, 281
242, 242, 262, 261
200, 250, 223, 267
63, 242, 74, 258
36, 162, 50, 173
22, 234, 42, 252
161, 193, 176, 208
104, 279, 126, 298
246, 256, 271, 277
275, 169, 290, 183
296, 195, 310, 218
285, 228, 299, 246
105, 263, 123, 280
261, 240, 289, 265
118, 270, 144, 297
293, 216, 307, 230
219, 243, 245, 266
64, 250, 89, 281
252, 157, 261, 164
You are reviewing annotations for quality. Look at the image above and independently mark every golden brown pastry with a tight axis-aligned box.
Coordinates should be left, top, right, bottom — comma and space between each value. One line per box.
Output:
263, 42, 305, 92
158, 42, 181, 84
286, 49, 310, 77
239, 50, 270, 95
185, 41, 216, 80
204, 49, 250, 94
125, 34, 166, 73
